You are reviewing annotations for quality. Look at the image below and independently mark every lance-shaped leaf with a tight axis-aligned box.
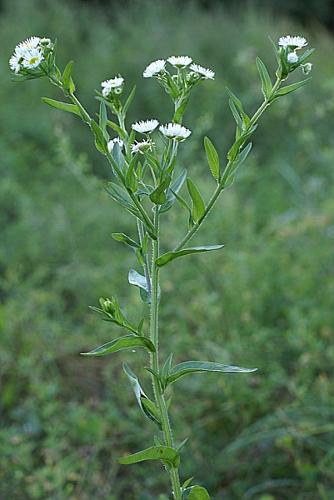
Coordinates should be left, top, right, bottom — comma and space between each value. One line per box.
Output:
167, 361, 257, 385
106, 182, 142, 220
128, 268, 154, 304
91, 119, 107, 154
204, 137, 220, 182
159, 169, 187, 214
150, 176, 172, 205
118, 445, 180, 467
226, 88, 250, 129
256, 57, 272, 100
156, 245, 224, 267
112, 232, 140, 249
187, 178, 206, 222
80, 334, 155, 357
123, 85, 136, 114
224, 142, 253, 188
42, 97, 81, 117
62, 60, 75, 93
123, 363, 161, 426
183, 485, 211, 499
99, 101, 109, 140
274, 78, 311, 98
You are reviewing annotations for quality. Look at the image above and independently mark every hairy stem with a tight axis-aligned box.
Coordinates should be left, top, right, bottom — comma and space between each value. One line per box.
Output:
173, 77, 282, 252
149, 208, 182, 500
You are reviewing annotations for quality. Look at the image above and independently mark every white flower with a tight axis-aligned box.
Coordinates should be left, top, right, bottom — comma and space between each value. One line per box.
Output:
143, 59, 166, 78
131, 140, 154, 154
107, 138, 124, 153
9, 52, 22, 73
16, 36, 41, 54
21, 48, 44, 69
101, 77, 124, 97
287, 52, 299, 64
159, 123, 191, 141
132, 119, 159, 133
167, 56, 192, 68
190, 63, 215, 80
278, 35, 307, 49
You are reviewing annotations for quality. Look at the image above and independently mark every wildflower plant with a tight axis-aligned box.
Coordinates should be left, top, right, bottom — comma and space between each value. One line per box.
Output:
9, 35, 314, 499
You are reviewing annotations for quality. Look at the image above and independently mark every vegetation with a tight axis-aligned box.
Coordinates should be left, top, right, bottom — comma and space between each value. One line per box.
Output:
1, 0, 334, 498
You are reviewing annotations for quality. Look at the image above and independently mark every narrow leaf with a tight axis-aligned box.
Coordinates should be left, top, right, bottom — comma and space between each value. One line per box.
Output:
112, 233, 140, 249
41, 97, 81, 117
118, 445, 180, 466
204, 137, 220, 181
274, 78, 311, 97
187, 178, 206, 222
81, 334, 155, 357
183, 485, 211, 499
123, 85, 136, 114
156, 245, 224, 267
256, 57, 272, 99
150, 176, 171, 205
167, 361, 257, 385
159, 169, 187, 214
62, 60, 75, 93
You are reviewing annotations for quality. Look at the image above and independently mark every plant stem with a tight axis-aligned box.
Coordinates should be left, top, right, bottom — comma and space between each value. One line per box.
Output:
173, 77, 282, 252
149, 208, 182, 500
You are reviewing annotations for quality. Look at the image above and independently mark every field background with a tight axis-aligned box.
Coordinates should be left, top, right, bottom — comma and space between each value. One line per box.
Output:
1, 0, 334, 498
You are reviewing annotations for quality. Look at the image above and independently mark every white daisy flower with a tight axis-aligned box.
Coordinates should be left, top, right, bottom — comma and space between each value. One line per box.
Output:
9, 52, 22, 73
107, 138, 124, 153
101, 77, 124, 97
190, 63, 215, 80
21, 48, 44, 69
143, 59, 166, 78
159, 123, 191, 141
278, 35, 307, 49
167, 56, 193, 68
132, 119, 159, 134
131, 140, 154, 154
287, 52, 299, 64
16, 36, 41, 54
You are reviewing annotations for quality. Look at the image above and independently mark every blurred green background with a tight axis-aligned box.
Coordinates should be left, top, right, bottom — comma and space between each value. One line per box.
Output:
1, 0, 334, 498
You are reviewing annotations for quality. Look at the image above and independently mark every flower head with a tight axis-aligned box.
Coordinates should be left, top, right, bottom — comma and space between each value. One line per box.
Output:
107, 137, 124, 153
9, 52, 22, 73
287, 52, 299, 64
101, 77, 124, 97
190, 63, 215, 80
143, 59, 166, 78
132, 119, 159, 134
131, 140, 154, 154
159, 123, 191, 141
278, 35, 307, 49
16, 36, 41, 54
167, 56, 192, 68
302, 63, 312, 75
21, 48, 44, 69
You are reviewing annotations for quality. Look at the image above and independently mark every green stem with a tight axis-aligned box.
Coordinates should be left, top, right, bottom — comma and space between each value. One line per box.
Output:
173, 77, 282, 252
150, 209, 182, 500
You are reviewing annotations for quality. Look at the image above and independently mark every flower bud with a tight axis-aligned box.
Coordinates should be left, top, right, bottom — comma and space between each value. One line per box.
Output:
301, 63, 312, 75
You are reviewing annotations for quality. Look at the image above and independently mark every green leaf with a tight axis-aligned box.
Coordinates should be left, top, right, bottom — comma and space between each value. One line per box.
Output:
167, 361, 257, 385
226, 88, 250, 128
187, 178, 206, 222
150, 176, 172, 205
183, 485, 211, 499
156, 245, 224, 267
123, 85, 136, 114
256, 57, 272, 100
159, 169, 187, 214
274, 78, 311, 97
118, 445, 180, 467
80, 334, 155, 357
123, 363, 161, 426
107, 119, 127, 140
99, 101, 108, 139
225, 142, 253, 188
112, 233, 140, 249
62, 60, 75, 93
41, 97, 81, 117
204, 137, 220, 182
106, 182, 141, 219
91, 119, 107, 154
125, 155, 138, 192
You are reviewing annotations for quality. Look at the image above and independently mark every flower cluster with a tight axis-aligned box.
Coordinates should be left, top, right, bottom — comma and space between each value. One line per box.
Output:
101, 76, 124, 98
143, 56, 215, 81
277, 35, 312, 77
9, 36, 53, 75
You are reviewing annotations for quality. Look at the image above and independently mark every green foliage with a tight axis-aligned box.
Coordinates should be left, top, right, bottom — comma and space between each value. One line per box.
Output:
1, 0, 333, 498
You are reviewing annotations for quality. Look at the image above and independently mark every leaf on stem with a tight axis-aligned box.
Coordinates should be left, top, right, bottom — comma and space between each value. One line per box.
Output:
204, 137, 220, 182
167, 361, 257, 385
62, 60, 75, 93
41, 97, 81, 116
187, 178, 206, 223
91, 119, 107, 154
128, 268, 158, 304
150, 176, 172, 205
256, 57, 272, 100
123, 363, 161, 426
159, 169, 187, 214
156, 245, 224, 267
183, 485, 211, 499
274, 78, 311, 98
118, 445, 180, 467
112, 233, 140, 249
80, 334, 155, 357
